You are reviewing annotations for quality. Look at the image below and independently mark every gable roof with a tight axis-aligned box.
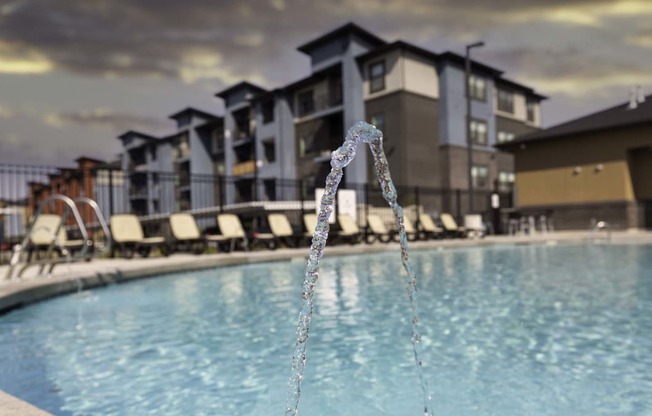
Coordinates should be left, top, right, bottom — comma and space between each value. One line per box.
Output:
168, 107, 220, 121
117, 130, 158, 141
498, 94, 652, 148
438, 51, 504, 77
356, 40, 439, 65
297, 22, 386, 55
215, 81, 267, 99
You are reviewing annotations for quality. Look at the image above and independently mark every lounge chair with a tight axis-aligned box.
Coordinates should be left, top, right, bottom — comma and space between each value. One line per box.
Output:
214, 214, 249, 252
393, 216, 419, 242
418, 213, 443, 240
216, 214, 276, 251
169, 213, 227, 254
303, 213, 318, 242
337, 214, 362, 244
268, 213, 302, 247
464, 214, 485, 239
440, 213, 466, 238
365, 214, 392, 243
27, 214, 85, 260
110, 214, 169, 258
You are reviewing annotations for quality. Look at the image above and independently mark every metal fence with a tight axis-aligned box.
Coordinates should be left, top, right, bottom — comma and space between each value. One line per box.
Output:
0, 163, 513, 256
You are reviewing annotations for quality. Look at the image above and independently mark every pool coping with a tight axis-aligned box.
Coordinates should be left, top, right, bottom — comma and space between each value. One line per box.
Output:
1, 229, 652, 414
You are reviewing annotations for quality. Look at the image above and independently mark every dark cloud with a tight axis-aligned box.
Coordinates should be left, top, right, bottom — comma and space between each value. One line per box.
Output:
1, 0, 652, 169
0, 0, 626, 86
44, 108, 173, 135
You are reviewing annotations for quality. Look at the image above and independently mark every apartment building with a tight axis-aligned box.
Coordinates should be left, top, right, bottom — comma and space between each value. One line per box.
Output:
117, 22, 545, 215
118, 108, 223, 215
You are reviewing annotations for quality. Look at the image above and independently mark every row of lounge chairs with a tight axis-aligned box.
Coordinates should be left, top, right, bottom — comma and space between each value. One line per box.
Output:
108, 211, 474, 258
23, 210, 476, 260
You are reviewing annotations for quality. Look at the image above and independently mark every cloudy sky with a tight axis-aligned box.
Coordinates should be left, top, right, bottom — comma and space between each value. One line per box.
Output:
1, 0, 651, 166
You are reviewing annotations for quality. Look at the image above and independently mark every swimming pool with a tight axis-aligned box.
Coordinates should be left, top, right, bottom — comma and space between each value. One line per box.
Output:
1, 243, 651, 415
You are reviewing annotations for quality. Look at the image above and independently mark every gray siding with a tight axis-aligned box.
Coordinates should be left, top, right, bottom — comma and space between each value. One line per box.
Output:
439, 64, 496, 148
365, 92, 440, 188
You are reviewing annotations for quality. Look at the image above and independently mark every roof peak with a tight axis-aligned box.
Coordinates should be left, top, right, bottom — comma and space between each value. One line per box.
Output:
297, 22, 386, 55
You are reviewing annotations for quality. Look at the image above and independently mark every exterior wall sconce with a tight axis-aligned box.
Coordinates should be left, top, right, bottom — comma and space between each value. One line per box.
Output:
572, 166, 582, 175
594, 164, 604, 173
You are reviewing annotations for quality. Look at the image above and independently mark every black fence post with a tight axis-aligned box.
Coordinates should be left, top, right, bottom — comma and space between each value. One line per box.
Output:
299, 178, 305, 219
364, 183, 370, 241
219, 175, 225, 212
108, 168, 114, 217
414, 186, 420, 231
456, 189, 462, 220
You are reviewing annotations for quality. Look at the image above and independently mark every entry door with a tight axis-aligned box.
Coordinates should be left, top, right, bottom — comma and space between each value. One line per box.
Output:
628, 147, 652, 229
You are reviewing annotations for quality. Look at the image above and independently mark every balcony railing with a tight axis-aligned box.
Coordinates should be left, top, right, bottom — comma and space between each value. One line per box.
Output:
129, 186, 148, 199
232, 160, 256, 176
297, 91, 343, 118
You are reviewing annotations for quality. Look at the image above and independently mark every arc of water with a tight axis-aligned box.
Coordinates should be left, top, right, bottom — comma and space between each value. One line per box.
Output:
285, 121, 434, 416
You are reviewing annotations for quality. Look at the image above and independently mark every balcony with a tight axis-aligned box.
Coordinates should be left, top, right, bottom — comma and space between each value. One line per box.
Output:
232, 160, 256, 176
129, 186, 148, 200
313, 149, 333, 163
297, 91, 343, 118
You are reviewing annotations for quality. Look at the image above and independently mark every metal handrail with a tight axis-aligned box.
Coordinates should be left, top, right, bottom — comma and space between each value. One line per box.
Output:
4, 195, 92, 280
74, 196, 112, 257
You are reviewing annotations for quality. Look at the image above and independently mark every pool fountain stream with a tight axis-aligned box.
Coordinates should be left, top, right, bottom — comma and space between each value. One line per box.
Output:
285, 121, 433, 415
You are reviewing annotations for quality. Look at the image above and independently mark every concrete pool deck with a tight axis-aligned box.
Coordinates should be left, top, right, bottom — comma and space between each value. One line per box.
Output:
1, 229, 652, 414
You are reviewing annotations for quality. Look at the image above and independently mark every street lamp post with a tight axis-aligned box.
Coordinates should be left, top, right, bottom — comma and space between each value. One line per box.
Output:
465, 41, 484, 214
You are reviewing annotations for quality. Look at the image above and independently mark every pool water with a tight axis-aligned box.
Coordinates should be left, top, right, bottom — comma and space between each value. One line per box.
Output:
1, 243, 651, 415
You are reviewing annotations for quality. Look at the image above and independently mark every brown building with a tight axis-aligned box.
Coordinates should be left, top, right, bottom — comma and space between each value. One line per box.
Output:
28, 157, 106, 224
497, 92, 652, 230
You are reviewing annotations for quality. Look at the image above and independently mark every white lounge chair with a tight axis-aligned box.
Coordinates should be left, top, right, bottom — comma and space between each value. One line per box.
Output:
169, 213, 227, 254
268, 213, 301, 247
27, 214, 85, 260
393, 216, 419, 242
337, 214, 362, 244
418, 213, 443, 240
464, 214, 485, 239
303, 213, 318, 242
440, 213, 466, 238
110, 214, 168, 258
365, 214, 392, 243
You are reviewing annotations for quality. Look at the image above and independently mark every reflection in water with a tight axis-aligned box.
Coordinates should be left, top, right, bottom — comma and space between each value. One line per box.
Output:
0, 245, 650, 415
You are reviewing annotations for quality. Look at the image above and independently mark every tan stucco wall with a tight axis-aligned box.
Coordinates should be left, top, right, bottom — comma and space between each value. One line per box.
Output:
512, 123, 652, 207
403, 51, 438, 99
363, 49, 439, 101
516, 160, 635, 207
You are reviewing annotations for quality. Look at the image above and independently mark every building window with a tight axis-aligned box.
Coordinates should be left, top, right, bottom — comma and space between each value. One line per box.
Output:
149, 146, 157, 162
370, 113, 385, 134
299, 134, 315, 157
470, 119, 488, 145
212, 129, 225, 153
263, 139, 276, 163
498, 171, 515, 192
297, 90, 314, 117
526, 100, 536, 122
497, 131, 515, 143
468, 75, 486, 101
302, 175, 315, 199
497, 89, 514, 113
214, 161, 225, 175
369, 60, 386, 93
263, 179, 276, 201
262, 99, 274, 124
471, 165, 489, 188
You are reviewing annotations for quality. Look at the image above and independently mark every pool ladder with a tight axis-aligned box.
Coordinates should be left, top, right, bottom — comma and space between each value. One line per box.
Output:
4, 195, 112, 280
